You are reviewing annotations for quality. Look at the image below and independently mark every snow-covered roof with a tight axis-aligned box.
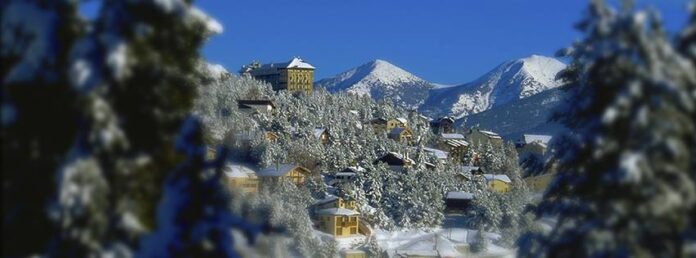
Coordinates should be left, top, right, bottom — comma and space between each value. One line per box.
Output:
395, 117, 408, 124
483, 174, 512, 183
315, 208, 359, 216
479, 130, 502, 139
314, 195, 339, 206
237, 99, 275, 109
441, 133, 465, 140
422, 147, 448, 160
335, 172, 357, 177
446, 191, 474, 200
314, 128, 328, 138
444, 139, 469, 147
522, 134, 552, 145
223, 163, 257, 178
257, 164, 308, 177
286, 57, 315, 69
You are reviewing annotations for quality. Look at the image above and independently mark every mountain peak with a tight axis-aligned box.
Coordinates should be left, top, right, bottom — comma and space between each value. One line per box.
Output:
315, 59, 433, 109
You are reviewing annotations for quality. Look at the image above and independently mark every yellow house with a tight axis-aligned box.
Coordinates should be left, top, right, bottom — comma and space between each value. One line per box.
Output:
224, 163, 258, 194
524, 173, 555, 192
240, 57, 314, 95
257, 164, 311, 185
340, 249, 366, 258
317, 207, 360, 237
483, 174, 512, 193
387, 117, 408, 130
388, 126, 413, 145
315, 196, 357, 210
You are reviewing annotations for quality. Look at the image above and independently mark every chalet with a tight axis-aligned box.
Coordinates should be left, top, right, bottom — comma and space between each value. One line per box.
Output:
524, 173, 555, 192
257, 164, 311, 185
374, 152, 414, 171
314, 128, 330, 145
516, 134, 553, 156
466, 128, 503, 147
326, 168, 361, 186
445, 191, 474, 212
422, 147, 448, 162
430, 116, 455, 134
315, 196, 360, 237
386, 117, 408, 130
388, 127, 414, 145
482, 174, 512, 193
368, 118, 388, 133
237, 99, 276, 114
437, 133, 469, 162
223, 163, 258, 194
240, 57, 315, 95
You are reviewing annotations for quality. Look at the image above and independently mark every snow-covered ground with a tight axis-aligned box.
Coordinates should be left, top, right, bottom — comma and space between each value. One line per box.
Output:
372, 227, 514, 258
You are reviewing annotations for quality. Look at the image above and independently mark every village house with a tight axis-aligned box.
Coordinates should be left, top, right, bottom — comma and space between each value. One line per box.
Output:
445, 191, 475, 213
373, 152, 415, 171
326, 167, 362, 187
482, 174, 512, 193
436, 133, 469, 163
466, 128, 503, 147
430, 116, 455, 134
386, 117, 408, 130
239, 57, 315, 95
516, 134, 553, 156
257, 164, 311, 185
388, 126, 414, 145
314, 196, 360, 237
368, 117, 388, 134
265, 131, 278, 142
237, 99, 276, 114
223, 163, 258, 194
422, 147, 448, 163
314, 127, 331, 145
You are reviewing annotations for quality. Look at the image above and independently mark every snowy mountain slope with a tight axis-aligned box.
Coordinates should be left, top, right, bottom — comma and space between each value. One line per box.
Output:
419, 55, 566, 119
458, 87, 570, 139
315, 59, 435, 109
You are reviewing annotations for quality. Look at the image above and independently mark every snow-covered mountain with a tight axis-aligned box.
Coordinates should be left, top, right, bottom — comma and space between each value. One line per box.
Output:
315, 59, 435, 109
459, 87, 569, 139
420, 55, 566, 119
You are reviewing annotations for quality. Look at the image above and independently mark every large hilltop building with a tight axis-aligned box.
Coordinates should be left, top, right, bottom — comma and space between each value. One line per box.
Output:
240, 57, 315, 95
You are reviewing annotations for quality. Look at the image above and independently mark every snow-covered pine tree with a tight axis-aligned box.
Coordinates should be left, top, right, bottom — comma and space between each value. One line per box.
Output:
519, 1, 696, 257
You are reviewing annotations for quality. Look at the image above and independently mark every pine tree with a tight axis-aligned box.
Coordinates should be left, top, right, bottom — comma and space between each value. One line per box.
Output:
519, 1, 696, 257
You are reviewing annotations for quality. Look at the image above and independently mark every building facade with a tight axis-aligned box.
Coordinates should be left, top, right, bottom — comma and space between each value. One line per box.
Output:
240, 57, 315, 95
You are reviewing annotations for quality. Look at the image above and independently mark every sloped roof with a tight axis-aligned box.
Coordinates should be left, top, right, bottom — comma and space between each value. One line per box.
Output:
441, 133, 466, 140
422, 147, 448, 160
483, 174, 512, 183
237, 99, 276, 109
395, 117, 408, 124
479, 130, 502, 139
259, 57, 314, 70
523, 134, 552, 145
314, 195, 339, 206
223, 163, 257, 178
461, 166, 482, 173
314, 128, 328, 138
257, 164, 309, 177
315, 208, 359, 216
446, 191, 474, 200
444, 139, 469, 147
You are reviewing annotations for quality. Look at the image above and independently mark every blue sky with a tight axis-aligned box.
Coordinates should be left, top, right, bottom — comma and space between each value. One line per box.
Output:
84, 1, 692, 84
